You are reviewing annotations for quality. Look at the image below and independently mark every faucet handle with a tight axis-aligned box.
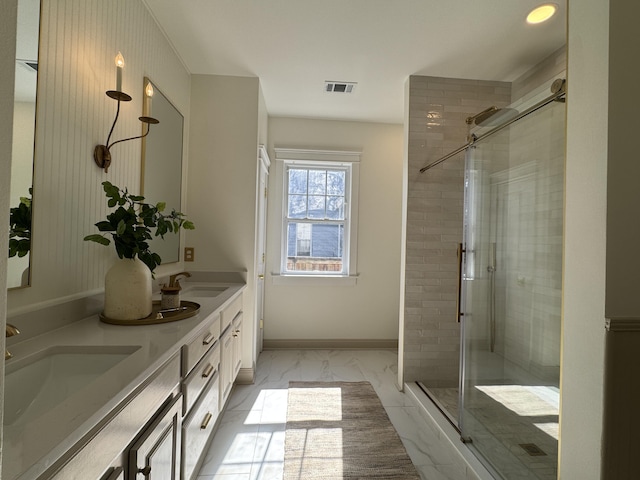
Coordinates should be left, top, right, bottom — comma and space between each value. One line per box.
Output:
5, 323, 20, 360
169, 271, 191, 287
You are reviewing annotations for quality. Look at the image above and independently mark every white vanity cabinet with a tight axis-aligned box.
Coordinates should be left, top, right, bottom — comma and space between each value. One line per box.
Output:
180, 291, 244, 480
19, 285, 247, 480
219, 294, 243, 405
220, 310, 242, 405
180, 312, 222, 480
45, 353, 181, 480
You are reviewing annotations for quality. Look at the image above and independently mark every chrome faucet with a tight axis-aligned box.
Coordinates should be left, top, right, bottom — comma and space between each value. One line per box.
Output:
168, 271, 191, 288
5, 323, 20, 360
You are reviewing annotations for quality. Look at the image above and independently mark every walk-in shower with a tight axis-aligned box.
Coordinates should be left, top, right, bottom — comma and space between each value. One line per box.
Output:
418, 79, 566, 480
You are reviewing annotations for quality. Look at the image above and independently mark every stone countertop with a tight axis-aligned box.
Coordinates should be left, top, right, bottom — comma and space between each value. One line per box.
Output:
3, 281, 245, 480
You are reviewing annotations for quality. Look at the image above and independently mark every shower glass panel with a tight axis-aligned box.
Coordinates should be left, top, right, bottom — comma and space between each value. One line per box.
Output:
460, 98, 564, 479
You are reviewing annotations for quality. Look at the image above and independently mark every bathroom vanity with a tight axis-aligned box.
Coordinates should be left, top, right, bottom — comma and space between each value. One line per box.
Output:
3, 281, 246, 480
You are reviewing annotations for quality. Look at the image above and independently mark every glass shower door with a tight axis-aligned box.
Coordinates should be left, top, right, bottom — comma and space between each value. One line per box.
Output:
459, 100, 564, 479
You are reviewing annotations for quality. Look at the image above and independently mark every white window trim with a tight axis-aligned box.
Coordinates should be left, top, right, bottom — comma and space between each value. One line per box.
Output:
272, 148, 360, 285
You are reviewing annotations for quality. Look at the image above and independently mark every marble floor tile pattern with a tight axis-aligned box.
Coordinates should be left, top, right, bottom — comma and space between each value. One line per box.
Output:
195, 350, 480, 480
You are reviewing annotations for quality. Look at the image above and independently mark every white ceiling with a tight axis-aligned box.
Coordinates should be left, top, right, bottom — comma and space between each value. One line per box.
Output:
143, 0, 567, 124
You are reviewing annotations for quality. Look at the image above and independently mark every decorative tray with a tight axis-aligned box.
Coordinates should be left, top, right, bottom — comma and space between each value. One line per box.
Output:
99, 300, 201, 325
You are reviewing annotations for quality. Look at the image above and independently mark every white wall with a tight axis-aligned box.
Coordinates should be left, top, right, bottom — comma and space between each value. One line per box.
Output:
6, 0, 191, 315
560, 1, 608, 477
187, 75, 259, 272
187, 74, 262, 369
264, 117, 403, 342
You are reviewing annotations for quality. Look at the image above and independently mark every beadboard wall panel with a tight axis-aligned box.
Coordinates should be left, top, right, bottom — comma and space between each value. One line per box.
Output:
7, 0, 190, 314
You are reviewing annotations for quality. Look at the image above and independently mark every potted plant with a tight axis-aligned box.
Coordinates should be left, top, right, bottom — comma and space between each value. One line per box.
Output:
84, 181, 194, 321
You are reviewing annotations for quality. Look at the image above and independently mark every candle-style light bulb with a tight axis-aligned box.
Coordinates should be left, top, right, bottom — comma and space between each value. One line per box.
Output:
115, 52, 125, 91
144, 81, 154, 115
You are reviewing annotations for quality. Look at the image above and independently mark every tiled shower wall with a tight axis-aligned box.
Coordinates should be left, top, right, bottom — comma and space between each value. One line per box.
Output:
403, 76, 511, 385
498, 89, 565, 380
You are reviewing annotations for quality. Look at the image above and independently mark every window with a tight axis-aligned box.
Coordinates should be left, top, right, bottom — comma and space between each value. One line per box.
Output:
274, 149, 360, 281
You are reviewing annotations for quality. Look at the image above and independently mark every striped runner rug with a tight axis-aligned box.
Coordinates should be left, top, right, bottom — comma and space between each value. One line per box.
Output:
284, 381, 421, 479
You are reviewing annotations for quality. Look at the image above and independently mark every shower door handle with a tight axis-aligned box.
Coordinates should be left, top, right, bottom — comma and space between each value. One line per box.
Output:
456, 243, 465, 323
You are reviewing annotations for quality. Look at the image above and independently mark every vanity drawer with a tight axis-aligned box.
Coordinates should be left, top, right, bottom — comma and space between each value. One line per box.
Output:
182, 372, 220, 480
182, 342, 220, 415
220, 293, 242, 332
182, 314, 220, 376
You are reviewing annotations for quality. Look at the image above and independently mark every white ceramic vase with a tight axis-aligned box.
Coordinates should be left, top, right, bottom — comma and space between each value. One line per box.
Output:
104, 257, 152, 320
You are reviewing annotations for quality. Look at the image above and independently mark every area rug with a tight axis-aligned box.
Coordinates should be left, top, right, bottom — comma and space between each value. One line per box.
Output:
284, 381, 421, 479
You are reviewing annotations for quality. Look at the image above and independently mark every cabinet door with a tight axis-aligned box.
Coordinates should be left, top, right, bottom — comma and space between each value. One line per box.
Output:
220, 327, 234, 405
232, 313, 243, 379
129, 395, 182, 480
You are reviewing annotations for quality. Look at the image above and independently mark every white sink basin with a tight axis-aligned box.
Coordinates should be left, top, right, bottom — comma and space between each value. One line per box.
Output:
183, 286, 228, 298
4, 345, 140, 426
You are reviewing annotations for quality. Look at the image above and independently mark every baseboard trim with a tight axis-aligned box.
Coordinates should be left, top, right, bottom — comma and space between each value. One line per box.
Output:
236, 367, 255, 385
262, 339, 398, 350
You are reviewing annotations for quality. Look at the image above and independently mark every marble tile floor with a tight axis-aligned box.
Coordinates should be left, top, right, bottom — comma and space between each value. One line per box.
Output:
195, 349, 481, 480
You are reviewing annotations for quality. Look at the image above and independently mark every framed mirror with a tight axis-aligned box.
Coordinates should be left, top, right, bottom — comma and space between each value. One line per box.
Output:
140, 78, 184, 265
8, 0, 40, 289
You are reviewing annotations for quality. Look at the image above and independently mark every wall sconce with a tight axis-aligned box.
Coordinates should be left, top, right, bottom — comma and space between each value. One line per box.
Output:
94, 52, 159, 173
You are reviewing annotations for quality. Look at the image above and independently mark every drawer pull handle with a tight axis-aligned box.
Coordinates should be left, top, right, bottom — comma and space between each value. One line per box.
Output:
201, 412, 213, 429
203, 333, 214, 345
138, 466, 151, 477
232, 332, 239, 338
202, 363, 214, 378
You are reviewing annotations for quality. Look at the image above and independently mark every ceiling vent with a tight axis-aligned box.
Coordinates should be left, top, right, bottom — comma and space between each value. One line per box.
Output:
325, 81, 356, 93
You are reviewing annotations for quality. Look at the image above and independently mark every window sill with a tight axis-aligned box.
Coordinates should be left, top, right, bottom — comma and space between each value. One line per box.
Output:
270, 273, 358, 286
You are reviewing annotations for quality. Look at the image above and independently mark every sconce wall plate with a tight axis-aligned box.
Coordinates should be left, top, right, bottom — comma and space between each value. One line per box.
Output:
94, 144, 112, 171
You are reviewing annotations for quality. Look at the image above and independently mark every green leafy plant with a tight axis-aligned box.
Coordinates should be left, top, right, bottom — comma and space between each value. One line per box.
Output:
84, 181, 194, 272
9, 188, 32, 258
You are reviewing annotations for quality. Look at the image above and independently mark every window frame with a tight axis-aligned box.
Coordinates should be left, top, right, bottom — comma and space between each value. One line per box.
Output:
273, 148, 360, 284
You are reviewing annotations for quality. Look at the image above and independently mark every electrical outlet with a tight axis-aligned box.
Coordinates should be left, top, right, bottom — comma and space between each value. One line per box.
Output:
184, 247, 194, 262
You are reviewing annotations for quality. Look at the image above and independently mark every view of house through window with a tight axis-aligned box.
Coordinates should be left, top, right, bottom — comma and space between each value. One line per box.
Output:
285, 165, 349, 273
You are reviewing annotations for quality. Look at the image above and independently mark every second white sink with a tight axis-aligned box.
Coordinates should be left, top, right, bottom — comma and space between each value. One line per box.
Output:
4, 345, 140, 427
182, 285, 228, 298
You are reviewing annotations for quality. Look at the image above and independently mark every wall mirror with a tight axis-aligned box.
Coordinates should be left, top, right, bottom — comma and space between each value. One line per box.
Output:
140, 77, 184, 265
8, 0, 40, 289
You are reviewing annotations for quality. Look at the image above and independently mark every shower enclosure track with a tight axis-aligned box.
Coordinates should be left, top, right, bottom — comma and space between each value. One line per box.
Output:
420, 79, 566, 173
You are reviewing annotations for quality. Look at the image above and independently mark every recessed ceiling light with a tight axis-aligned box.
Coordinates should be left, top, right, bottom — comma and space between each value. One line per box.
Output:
526, 4, 557, 24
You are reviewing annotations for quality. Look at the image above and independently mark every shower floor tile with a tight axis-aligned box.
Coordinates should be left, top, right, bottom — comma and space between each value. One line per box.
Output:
420, 382, 558, 480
